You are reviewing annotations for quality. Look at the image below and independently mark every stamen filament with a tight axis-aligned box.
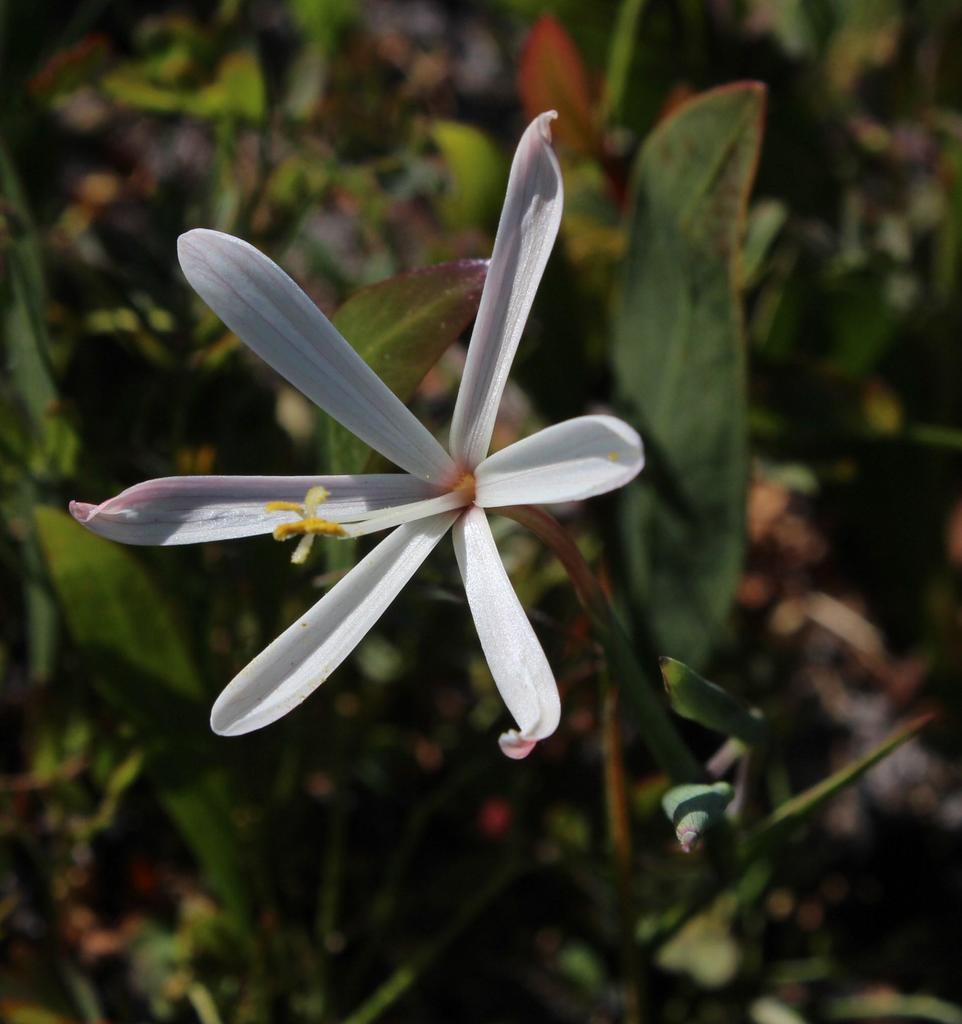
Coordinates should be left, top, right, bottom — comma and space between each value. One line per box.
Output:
340, 490, 472, 538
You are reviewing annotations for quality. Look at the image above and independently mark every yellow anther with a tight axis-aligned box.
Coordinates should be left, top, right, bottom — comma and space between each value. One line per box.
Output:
267, 486, 339, 564
607, 451, 620, 462
264, 500, 305, 513
272, 518, 346, 542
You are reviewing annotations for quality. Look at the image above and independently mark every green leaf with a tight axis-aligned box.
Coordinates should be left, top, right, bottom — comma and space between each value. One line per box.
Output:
196, 51, 265, 122
661, 782, 733, 851
655, 893, 740, 988
604, 0, 648, 124
741, 198, 787, 287
0, 139, 61, 682
288, 0, 357, 54
825, 992, 962, 1024
750, 997, 811, 1024
0, 136, 56, 430
612, 82, 766, 669
432, 122, 508, 231
660, 656, 766, 746
322, 258, 488, 477
34, 507, 250, 923
103, 51, 265, 123
741, 713, 932, 863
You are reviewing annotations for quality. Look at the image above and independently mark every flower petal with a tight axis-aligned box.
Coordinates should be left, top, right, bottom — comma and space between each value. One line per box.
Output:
178, 230, 454, 483
452, 505, 560, 758
474, 415, 644, 508
449, 112, 563, 468
211, 512, 457, 736
69, 474, 440, 545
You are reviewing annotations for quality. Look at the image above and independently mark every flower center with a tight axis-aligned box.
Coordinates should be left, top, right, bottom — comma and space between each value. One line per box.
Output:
451, 471, 476, 504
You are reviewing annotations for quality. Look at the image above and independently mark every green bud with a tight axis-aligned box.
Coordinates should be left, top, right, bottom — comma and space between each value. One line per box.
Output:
662, 782, 734, 852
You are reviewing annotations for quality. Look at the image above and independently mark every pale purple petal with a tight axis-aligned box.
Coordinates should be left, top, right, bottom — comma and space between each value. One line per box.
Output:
211, 512, 457, 736
474, 415, 644, 508
69, 474, 440, 545
449, 112, 563, 468
178, 230, 454, 483
452, 506, 560, 758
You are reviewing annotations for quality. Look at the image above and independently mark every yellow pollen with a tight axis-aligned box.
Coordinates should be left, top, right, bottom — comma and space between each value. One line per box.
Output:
265, 500, 305, 513
272, 518, 346, 541
266, 485, 338, 564
607, 451, 620, 462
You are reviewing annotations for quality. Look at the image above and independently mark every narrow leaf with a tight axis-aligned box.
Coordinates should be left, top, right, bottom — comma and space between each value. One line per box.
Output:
518, 16, 601, 156
0, 136, 56, 428
825, 992, 962, 1024
613, 83, 766, 668
741, 713, 933, 863
604, 0, 648, 124
660, 656, 766, 746
1, 138, 61, 682
741, 198, 787, 286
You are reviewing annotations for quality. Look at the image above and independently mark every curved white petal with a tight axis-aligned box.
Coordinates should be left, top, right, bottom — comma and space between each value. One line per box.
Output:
449, 112, 563, 468
474, 415, 644, 508
452, 506, 560, 758
211, 512, 457, 736
68, 474, 439, 545
178, 230, 454, 483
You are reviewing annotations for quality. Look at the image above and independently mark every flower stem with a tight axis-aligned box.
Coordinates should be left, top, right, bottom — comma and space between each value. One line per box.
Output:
497, 505, 702, 783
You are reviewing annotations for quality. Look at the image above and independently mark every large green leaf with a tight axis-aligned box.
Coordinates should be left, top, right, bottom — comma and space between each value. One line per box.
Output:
322, 258, 488, 477
612, 83, 765, 667
34, 507, 250, 924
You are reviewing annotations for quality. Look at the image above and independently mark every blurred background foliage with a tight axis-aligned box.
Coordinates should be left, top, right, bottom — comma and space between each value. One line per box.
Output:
2, 0, 962, 1021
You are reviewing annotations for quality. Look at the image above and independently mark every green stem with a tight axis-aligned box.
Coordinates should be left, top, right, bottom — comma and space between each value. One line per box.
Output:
497, 505, 702, 783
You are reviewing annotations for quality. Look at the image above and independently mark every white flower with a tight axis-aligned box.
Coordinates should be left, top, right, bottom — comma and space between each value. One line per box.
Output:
69, 113, 644, 758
